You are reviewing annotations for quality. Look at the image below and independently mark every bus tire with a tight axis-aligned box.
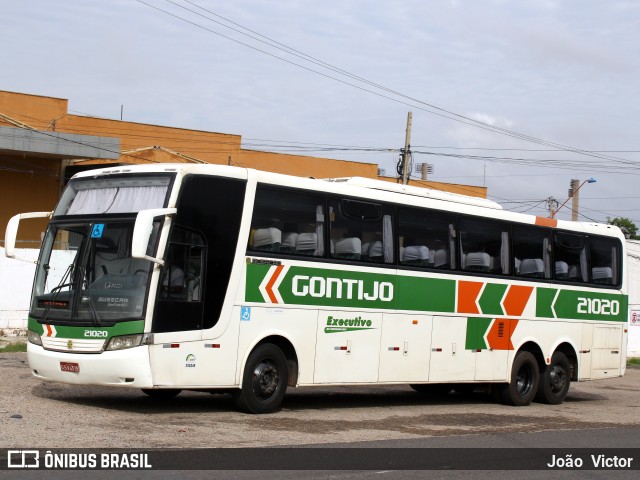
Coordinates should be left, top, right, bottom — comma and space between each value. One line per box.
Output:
141, 388, 182, 399
499, 351, 539, 406
535, 352, 571, 405
410, 383, 452, 395
234, 343, 288, 414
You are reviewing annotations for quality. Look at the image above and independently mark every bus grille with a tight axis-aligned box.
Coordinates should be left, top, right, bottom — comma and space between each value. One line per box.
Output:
42, 337, 105, 353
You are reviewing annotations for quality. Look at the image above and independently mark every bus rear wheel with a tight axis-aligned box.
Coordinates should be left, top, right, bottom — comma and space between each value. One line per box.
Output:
499, 351, 539, 406
234, 343, 288, 414
535, 352, 571, 404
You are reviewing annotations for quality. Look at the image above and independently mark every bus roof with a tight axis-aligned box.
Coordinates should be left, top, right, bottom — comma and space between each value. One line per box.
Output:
70, 164, 623, 240
323, 177, 502, 210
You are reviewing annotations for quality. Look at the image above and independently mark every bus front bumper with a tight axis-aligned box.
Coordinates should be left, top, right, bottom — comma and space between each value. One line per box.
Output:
27, 343, 153, 388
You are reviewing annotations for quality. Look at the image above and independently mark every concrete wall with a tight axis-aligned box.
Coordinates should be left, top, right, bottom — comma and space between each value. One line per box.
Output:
626, 240, 640, 356
0, 247, 77, 333
0, 247, 37, 332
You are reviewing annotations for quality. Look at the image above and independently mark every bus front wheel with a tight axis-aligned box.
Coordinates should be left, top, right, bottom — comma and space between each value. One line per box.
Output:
234, 343, 288, 414
499, 351, 539, 406
535, 352, 571, 404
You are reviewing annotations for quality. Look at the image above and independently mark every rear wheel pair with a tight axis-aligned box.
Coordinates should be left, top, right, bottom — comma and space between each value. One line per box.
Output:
498, 350, 570, 406
536, 352, 571, 405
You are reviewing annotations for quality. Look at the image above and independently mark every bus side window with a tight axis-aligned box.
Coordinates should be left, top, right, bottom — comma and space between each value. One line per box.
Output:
249, 186, 325, 257
590, 236, 619, 286
329, 198, 394, 264
458, 217, 510, 275
512, 225, 551, 279
554, 232, 587, 283
397, 207, 454, 269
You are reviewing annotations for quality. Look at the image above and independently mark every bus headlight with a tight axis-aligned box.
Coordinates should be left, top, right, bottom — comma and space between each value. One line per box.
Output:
27, 330, 42, 346
106, 334, 143, 351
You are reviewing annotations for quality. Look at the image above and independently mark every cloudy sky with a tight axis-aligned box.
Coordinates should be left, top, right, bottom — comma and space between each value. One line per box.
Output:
3, 0, 639, 223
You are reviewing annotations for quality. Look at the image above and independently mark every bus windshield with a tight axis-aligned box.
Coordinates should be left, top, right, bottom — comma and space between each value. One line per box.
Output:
31, 220, 159, 325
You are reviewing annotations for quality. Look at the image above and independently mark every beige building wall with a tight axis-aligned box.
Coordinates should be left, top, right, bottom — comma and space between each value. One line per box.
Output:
238, 149, 379, 178
58, 115, 242, 166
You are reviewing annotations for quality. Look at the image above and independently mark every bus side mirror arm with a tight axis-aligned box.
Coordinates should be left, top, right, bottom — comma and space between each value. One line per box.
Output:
131, 208, 177, 265
4, 211, 52, 262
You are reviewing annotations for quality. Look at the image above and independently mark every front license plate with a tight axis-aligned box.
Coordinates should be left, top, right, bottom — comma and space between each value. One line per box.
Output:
60, 362, 80, 373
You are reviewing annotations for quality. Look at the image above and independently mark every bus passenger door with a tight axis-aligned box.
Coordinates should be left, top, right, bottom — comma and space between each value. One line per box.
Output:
378, 313, 432, 382
314, 310, 382, 384
428, 315, 477, 382
151, 232, 206, 386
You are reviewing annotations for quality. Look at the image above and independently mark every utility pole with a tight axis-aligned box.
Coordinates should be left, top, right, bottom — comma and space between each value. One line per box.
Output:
401, 112, 413, 185
570, 179, 580, 221
546, 196, 558, 218
552, 178, 596, 220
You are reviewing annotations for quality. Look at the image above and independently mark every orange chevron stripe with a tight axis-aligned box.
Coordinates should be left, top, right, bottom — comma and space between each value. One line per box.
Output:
487, 319, 519, 350
265, 265, 284, 303
535, 217, 557, 228
502, 285, 534, 316
457, 281, 483, 314
44, 324, 53, 337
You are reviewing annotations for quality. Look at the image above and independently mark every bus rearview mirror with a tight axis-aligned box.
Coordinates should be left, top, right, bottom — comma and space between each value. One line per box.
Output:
4, 211, 52, 262
131, 208, 176, 265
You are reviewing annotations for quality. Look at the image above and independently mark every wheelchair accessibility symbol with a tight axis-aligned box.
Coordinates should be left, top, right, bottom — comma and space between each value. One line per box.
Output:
240, 307, 251, 321
91, 224, 105, 238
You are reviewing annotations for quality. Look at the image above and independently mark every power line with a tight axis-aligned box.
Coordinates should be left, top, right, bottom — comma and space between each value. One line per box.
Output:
412, 150, 640, 176
7, 117, 640, 176
134, 0, 634, 165
412, 145, 640, 153
8, 116, 638, 223
511, 200, 546, 214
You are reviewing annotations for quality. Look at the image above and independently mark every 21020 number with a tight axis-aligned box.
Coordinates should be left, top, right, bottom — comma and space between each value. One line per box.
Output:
577, 297, 620, 316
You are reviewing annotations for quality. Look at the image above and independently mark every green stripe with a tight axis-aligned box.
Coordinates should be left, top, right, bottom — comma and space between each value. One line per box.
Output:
478, 284, 507, 315
246, 264, 628, 322
396, 276, 456, 313
536, 288, 558, 318
245, 263, 270, 303
28, 317, 145, 339
465, 317, 492, 350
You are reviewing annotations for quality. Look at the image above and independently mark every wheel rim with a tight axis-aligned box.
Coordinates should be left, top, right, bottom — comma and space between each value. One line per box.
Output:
252, 359, 280, 400
515, 363, 534, 396
549, 365, 567, 393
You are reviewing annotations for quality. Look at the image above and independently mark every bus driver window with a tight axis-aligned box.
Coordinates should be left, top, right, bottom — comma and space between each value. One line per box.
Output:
160, 228, 205, 302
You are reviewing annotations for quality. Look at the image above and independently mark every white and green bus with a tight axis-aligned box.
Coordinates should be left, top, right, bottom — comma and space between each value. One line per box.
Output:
5, 164, 628, 413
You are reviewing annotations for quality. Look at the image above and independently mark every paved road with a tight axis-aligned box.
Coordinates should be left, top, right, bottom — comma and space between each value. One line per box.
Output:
4, 428, 639, 480
1, 352, 639, 478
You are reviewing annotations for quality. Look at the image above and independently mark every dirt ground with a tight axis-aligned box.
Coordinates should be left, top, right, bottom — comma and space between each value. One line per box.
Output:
1, 350, 639, 449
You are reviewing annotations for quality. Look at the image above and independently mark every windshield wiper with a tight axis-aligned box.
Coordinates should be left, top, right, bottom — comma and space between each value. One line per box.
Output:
42, 263, 74, 324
